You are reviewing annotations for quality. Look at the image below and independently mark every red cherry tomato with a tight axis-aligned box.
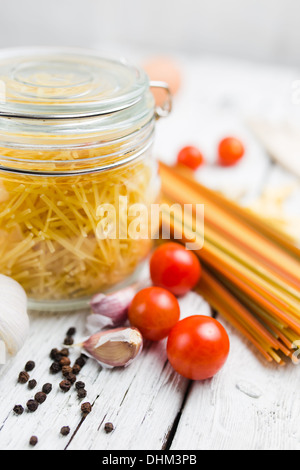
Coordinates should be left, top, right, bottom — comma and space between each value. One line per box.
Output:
150, 242, 201, 296
128, 287, 180, 341
167, 315, 230, 380
177, 146, 205, 170
218, 137, 245, 166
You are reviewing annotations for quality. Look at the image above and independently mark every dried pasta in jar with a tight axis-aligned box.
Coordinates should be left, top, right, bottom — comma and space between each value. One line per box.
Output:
0, 48, 171, 310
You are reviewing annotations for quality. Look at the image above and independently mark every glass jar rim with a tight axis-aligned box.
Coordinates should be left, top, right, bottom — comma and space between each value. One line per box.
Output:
0, 118, 156, 176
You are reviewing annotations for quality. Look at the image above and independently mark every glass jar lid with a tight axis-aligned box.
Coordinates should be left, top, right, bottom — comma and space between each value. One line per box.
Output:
0, 47, 150, 119
0, 48, 172, 175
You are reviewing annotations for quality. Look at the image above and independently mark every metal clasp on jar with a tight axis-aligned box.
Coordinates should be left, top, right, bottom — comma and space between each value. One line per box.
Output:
150, 81, 173, 120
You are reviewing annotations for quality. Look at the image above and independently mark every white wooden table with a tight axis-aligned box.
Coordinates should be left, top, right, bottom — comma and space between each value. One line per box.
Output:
0, 54, 299, 451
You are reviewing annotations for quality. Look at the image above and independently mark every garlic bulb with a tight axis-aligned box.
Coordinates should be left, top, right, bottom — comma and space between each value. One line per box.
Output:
82, 327, 143, 368
0, 274, 29, 356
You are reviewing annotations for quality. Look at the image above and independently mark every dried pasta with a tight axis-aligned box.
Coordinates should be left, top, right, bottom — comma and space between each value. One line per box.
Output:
0, 148, 156, 302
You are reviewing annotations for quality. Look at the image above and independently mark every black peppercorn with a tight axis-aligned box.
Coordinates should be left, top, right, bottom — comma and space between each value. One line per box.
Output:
42, 383, 52, 395
81, 402, 92, 416
66, 327, 76, 337
59, 380, 72, 392
50, 362, 61, 374
66, 373, 76, 384
35, 392, 47, 404
59, 348, 69, 357
60, 426, 70, 436
59, 356, 71, 367
27, 399, 39, 412
62, 366, 73, 377
28, 379, 37, 390
29, 436, 38, 447
75, 381, 85, 390
77, 388, 87, 400
75, 356, 87, 368
25, 361, 35, 372
13, 405, 24, 415
18, 371, 30, 384
104, 422, 114, 434
64, 337, 74, 346
50, 348, 60, 360
72, 364, 81, 375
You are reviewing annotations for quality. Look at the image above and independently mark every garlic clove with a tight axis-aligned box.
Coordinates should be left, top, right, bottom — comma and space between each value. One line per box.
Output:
86, 313, 112, 335
83, 327, 143, 368
0, 274, 29, 356
88, 286, 137, 331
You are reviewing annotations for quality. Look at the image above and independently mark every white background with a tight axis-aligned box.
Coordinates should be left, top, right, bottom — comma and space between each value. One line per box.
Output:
0, 0, 299, 66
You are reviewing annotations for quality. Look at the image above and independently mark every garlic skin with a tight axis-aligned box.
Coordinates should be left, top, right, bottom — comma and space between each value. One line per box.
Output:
0, 274, 29, 356
83, 327, 143, 368
87, 286, 137, 333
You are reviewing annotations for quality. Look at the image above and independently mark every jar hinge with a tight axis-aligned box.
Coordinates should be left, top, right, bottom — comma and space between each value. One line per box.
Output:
150, 81, 173, 120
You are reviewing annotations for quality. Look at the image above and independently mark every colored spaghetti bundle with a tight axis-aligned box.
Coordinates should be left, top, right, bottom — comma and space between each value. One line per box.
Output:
159, 162, 300, 364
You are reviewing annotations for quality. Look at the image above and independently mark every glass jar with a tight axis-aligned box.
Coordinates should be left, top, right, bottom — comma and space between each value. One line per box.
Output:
0, 48, 171, 311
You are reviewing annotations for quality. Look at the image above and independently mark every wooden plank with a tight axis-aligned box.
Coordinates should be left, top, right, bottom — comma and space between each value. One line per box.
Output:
67, 294, 211, 451
0, 293, 210, 450
171, 319, 300, 450
170, 164, 300, 451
